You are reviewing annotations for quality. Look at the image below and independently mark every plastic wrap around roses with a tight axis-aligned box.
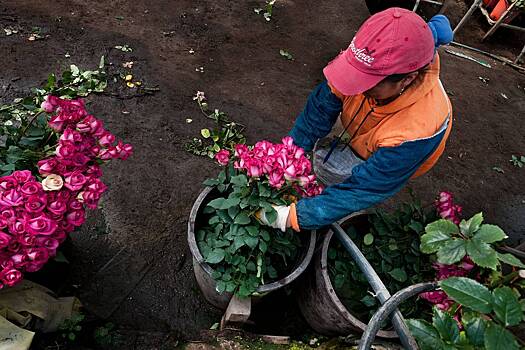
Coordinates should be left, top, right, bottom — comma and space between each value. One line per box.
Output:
0, 96, 132, 288
214, 136, 323, 197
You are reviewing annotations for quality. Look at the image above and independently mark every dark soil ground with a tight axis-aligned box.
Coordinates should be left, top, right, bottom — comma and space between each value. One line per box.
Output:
1, 0, 524, 349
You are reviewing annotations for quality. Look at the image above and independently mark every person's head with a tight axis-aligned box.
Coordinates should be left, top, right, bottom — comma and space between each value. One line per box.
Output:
323, 8, 453, 100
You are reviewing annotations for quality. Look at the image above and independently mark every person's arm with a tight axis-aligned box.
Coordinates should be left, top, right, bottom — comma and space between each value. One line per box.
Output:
289, 81, 343, 152
294, 124, 448, 230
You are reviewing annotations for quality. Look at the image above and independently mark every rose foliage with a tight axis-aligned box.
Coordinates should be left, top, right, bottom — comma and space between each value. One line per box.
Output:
408, 193, 525, 350
0, 96, 132, 288
197, 137, 322, 297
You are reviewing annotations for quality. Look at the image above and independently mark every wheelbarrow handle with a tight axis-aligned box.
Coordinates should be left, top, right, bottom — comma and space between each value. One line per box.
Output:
330, 223, 419, 350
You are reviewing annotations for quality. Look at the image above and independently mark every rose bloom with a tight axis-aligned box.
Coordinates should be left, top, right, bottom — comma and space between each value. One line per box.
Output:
0, 268, 22, 287
21, 181, 43, 196
66, 210, 86, 227
64, 171, 87, 191
0, 231, 12, 248
24, 215, 58, 236
24, 195, 47, 213
42, 174, 64, 191
0, 189, 24, 207
12, 170, 33, 184
214, 149, 230, 166
37, 158, 58, 175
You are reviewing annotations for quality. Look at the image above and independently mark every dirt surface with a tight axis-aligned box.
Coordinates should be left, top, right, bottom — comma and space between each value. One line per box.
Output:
1, 0, 524, 347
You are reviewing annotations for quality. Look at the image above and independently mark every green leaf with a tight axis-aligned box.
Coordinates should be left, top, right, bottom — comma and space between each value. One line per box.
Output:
387, 268, 407, 282
207, 197, 240, 210
230, 174, 248, 187
436, 239, 466, 264
245, 225, 259, 237
496, 252, 525, 268
202, 178, 220, 186
232, 236, 245, 252
492, 286, 523, 327
360, 295, 376, 307
264, 207, 277, 224
439, 277, 492, 313
205, 249, 225, 264
227, 205, 240, 219
459, 212, 483, 237
243, 236, 258, 249
200, 128, 211, 138
207, 198, 225, 209
363, 233, 374, 245
473, 224, 507, 243
406, 319, 444, 350
216, 280, 226, 293
484, 321, 519, 350
259, 240, 267, 253
466, 240, 498, 270
234, 212, 251, 225
421, 220, 457, 253
432, 308, 459, 343
465, 317, 487, 347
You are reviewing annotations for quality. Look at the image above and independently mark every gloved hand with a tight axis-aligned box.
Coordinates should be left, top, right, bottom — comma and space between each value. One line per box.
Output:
256, 205, 291, 232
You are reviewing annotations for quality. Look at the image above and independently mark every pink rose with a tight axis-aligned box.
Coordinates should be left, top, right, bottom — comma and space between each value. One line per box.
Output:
35, 237, 59, 251
246, 160, 263, 178
268, 170, 285, 189
48, 200, 68, 215
97, 148, 113, 160
0, 232, 12, 248
60, 128, 84, 143
24, 195, 47, 213
0, 176, 17, 191
82, 191, 100, 209
25, 215, 57, 236
0, 209, 16, 223
66, 210, 85, 227
87, 178, 107, 195
234, 144, 249, 157
86, 164, 102, 178
284, 164, 297, 181
8, 221, 25, 235
52, 229, 68, 243
12, 170, 33, 184
215, 149, 230, 166
41, 98, 55, 113
64, 171, 87, 191
48, 114, 69, 132
25, 247, 49, 264
17, 233, 36, 246
21, 182, 43, 196
0, 189, 24, 207
114, 141, 133, 160
56, 141, 77, 159
68, 198, 84, 211
76, 115, 104, 134
37, 158, 58, 175
0, 218, 7, 229
0, 268, 22, 287
282, 136, 294, 147
98, 132, 116, 147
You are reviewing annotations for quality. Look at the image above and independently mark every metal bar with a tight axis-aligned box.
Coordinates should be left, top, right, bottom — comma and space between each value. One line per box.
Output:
500, 23, 525, 32
483, 2, 516, 40
412, 0, 421, 11
330, 223, 418, 350
421, 0, 443, 5
449, 41, 525, 71
453, 0, 483, 34
358, 282, 438, 350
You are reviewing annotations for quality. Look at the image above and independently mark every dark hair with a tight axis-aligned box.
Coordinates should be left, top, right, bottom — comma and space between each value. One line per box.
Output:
384, 64, 430, 83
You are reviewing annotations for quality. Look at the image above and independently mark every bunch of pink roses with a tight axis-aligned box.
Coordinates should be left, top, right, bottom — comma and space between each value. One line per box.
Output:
0, 96, 132, 288
214, 136, 323, 197
436, 191, 462, 224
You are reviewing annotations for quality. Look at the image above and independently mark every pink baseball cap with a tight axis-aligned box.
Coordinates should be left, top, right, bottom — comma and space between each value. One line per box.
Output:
323, 7, 435, 96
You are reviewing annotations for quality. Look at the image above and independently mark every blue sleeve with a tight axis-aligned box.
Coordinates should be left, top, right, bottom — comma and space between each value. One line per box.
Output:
289, 81, 343, 152
296, 128, 447, 230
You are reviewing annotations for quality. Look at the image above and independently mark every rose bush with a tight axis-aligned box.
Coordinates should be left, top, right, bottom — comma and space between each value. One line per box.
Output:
0, 96, 132, 288
407, 193, 525, 350
197, 137, 322, 297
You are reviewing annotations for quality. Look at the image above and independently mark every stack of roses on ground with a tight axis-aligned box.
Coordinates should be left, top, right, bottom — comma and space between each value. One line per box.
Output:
198, 137, 323, 297
0, 96, 132, 288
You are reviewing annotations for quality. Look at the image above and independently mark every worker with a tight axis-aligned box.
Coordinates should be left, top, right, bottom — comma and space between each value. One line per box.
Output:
261, 8, 454, 232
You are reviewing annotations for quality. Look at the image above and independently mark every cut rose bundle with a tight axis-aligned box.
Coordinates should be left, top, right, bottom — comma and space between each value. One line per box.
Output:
198, 137, 322, 297
0, 96, 132, 288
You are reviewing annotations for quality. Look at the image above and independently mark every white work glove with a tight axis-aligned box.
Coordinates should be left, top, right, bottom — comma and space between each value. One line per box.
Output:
256, 205, 290, 232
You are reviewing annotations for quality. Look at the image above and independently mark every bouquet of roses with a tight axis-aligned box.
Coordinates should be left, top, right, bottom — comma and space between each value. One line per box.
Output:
0, 96, 132, 288
197, 136, 322, 297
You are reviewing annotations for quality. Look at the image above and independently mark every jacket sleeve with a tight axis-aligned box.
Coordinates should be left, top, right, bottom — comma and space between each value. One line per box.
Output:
295, 126, 447, 230
289, 81, 343, 152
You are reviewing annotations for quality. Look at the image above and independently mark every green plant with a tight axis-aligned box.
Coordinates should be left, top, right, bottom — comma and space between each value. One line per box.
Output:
185, 91, 246, 158
0, 58, 107, 175
254, 0, 276, 21
94, 322, 121, 347
408, 276, 525, 350
58, 313, 85, 342
328, 200, 437, 320
197, 166, 301, 297
510, 155, 524, 168
420, 213, 525, 270
512, 0, 524, 9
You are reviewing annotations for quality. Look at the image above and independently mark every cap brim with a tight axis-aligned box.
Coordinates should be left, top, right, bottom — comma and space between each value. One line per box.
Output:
323, 52, 385, 96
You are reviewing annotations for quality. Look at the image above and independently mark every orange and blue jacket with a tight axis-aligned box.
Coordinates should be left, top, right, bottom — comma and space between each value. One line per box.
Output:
289, 55, 452, 230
